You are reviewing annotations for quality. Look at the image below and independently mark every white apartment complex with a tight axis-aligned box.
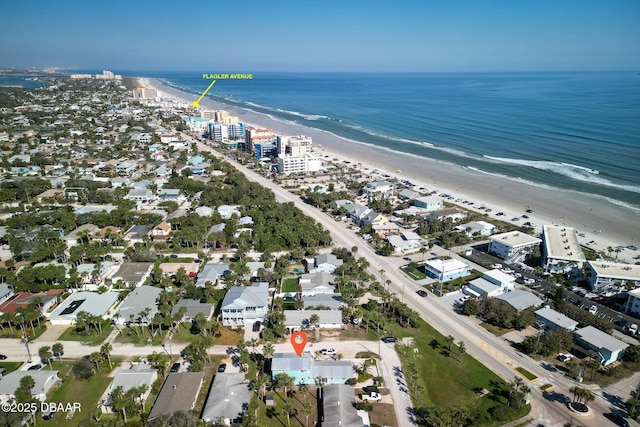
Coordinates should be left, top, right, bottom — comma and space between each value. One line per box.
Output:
489, 231, 542, 263
277, 153, 322, 175
589, 261, 640, 293
542, 225, 586, 274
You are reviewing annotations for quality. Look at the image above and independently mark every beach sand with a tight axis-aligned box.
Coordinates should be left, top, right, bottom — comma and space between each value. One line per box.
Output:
140, 77, 640, 261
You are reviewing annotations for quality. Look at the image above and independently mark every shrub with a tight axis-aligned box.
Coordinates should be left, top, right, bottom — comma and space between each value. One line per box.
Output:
72, 359, 95, 380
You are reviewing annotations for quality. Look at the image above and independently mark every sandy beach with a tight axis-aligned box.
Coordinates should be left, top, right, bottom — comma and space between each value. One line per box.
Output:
139, 77, 640, 261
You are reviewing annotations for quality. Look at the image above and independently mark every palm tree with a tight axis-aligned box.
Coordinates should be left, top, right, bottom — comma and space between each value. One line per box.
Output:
38, 346, 53, 370
263, 342, 275, 360
101, 343, 113, 369
89, 352, 103, 372
445, 335, 455, 355
52, 342, 64, 362
282, 400, 296, 427
301, 401, 314, 427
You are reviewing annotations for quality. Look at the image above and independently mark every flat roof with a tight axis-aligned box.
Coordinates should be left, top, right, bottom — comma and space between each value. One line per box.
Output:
543, 226, 586, 263
483, 269, 515, 284
490, 231, 541, 248
589, 261, 640, 281
49, 291, 120, 320
468, 278, 501, 294
575, 326, 629, 352
425, 258, 469, 273
495, 290, 543, 311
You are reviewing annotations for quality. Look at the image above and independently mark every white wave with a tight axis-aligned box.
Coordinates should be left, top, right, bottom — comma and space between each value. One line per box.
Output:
483, 156, 640, 193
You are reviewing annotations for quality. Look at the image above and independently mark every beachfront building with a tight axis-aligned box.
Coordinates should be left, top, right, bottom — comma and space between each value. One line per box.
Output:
623, 288, 640, 316
182, 116, 211, 132
413, 196, 443, 211
574, 326, 628, 366
277, 153, 322, 175
424, 258, 471, 282
489, 231, 542, 263
542, 226, 586, 275
534, 307, 578, 331
455, 220, 496, 237
244, 126, 274, 153
277, 135, 313, 156
362, 180, 394, 200
588, 261, 640, 294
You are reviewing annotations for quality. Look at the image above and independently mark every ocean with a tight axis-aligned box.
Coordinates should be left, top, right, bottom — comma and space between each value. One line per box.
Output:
138, 72, 640, 209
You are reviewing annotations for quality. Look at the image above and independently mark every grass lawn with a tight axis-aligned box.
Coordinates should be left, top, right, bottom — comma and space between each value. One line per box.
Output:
0, 362, 22, 374
114, 323, 242, 347
258, 388, 318, 427
480, 322, 513, 337
370, 403, 398, 427
46, 361, 113, 427
401, 265, 427, 280
282, 277, 299, 293
0, 324, 47, 340
58, 321, 113, 346
515, 367, 538, 381
388, 318, 521, 425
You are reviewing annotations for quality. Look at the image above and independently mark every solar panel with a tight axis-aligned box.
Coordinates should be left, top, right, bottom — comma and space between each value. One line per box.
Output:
60, 299, 85, 315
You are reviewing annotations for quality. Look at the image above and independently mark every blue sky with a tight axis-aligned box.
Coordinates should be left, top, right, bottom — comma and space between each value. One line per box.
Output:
1, 0, 639, 72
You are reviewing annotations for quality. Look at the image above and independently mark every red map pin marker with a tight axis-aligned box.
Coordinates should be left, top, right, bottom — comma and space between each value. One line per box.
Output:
290, 331, 308, 356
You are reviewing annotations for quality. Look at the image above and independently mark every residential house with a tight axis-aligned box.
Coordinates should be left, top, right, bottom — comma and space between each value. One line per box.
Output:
320, 384, 364, 427
171, 298, 215, 322
299, 273, 335, 296
0, 284, 14, 305
201, 373, 251, 425
125, 188, 155, 203
302, 294, 343, 310
424, 259, 470, 282
196, 262, 231, 288
109, 262, 153, 287
360, 210, 388, 227
308, 253, 343, 274
62, 224, 99, 248
100, 364, 157, 413
271, 353, 313, 384
574, 326, 629, 366
425, 207, 466, 222
455, 220, 496, 237
47, 291, 120, 325
387, 231, 422, 254
147, 372, 204, 422
362, 181, 394, 200
495, 290, 543, 312
114, 286, 161, 325
217, 205, 241, 219
220, 282, 269, 326
159, 262, 199, 277
398, 189, 420, 200
0, 290, 58, 315
413, 196, 443, 211
157, 188, 184, 203
284, 309, 343, 332
0, 370, 59, 403
535, 307, 579, 331
483, 269, 516, 291
148, 221, 172, 240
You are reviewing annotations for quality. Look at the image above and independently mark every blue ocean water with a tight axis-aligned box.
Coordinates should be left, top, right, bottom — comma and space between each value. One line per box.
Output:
0, 74, 51, 91
146, 71, 640, 208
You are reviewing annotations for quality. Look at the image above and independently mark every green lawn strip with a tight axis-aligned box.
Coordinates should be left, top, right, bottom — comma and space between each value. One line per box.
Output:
393, 318, 511, 415
401, 266, 427, 281
58, 322, 113, 346
480, 322, 512, 337
539, 383, 553, 392
281, 277, 298, 292
258, 388, 317, 427
0, 324, 47, 340
515, 367, 538, 381
46, 365, 112, 427
0, 362, 23, 374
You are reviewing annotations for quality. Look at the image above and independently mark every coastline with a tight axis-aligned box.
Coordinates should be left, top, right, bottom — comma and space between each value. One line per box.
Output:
139, 76, 640, 260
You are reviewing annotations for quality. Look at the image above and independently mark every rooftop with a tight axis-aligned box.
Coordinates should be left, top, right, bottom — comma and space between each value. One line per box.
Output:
495, 290, 543, 311
490, 231, 542, 248
589, 261, 640, 280
535, 307, 579, 329
147, 372, 204, 421
575, 325, 629, 352
543, 225, 586, 262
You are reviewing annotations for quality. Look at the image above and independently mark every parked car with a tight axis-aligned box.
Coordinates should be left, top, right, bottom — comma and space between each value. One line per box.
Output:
628, 324, 638, 336
604, 412, 630, 427
0, 354, 6, 360
28, 364, 42, 371
416, 290, 428, 297
320, 348, 337, 356
252, 321, 261, 332
492, 263, 503, 269
360, 392, 382, 401
381, 337, 397, 343
170, 362, 181, 373
557, 353, 573, 362
588, 305, 598, 315
217, 363, 227, 373
362, 386, 379, 395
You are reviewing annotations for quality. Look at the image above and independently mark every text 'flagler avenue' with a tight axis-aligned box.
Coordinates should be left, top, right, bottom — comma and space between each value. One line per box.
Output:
202, 73, 253, 79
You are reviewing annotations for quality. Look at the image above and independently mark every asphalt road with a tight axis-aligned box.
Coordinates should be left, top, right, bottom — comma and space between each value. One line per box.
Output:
197, 141, 623, 427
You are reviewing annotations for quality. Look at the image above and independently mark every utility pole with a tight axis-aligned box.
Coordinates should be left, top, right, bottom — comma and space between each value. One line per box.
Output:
19, 315, 32, 363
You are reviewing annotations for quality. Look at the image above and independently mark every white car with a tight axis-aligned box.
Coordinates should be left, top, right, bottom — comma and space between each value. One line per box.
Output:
628, 324, 638, 336
492, 263, 503, 269
523, 278, 535, 284
589, 305, 598, 315
360, 392, 382, 402
320, 348, 337, 356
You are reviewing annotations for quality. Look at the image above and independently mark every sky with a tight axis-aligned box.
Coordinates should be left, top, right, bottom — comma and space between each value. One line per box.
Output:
1, 0, 639, 73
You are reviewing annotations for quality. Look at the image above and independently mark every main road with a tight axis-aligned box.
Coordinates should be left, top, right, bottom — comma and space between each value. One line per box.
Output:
192, 138, 619, 427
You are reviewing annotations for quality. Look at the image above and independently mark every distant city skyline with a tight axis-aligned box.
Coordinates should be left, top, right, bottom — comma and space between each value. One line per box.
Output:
1, 0, 639, 72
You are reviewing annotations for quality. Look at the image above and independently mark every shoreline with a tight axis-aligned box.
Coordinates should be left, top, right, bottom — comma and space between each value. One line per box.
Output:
139, 76, 640, 261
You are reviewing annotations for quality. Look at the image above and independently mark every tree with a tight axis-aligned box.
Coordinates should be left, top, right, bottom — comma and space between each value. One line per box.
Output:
52, 342, 64, 361
101, 342, 113, 369
38, 345, 53, 370
89, 351, 103, 372
445, 335, 455, 355
301, 401, 314, 427
282, 400, 296, 427
274, 373, 295, 401
458, 341, 466, 363
72, 358, 95, 380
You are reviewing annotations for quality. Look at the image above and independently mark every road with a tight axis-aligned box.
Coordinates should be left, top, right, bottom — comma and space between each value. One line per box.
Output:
190, 139, 623, 426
